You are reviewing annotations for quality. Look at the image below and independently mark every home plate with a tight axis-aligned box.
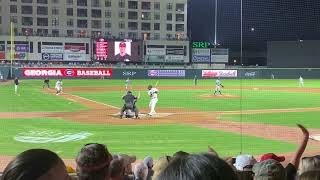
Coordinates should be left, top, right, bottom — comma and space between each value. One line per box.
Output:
111, 112, 174, 119
309, 134, 320, 141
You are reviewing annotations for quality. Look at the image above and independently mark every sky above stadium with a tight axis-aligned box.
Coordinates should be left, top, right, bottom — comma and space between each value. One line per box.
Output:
190, 0, 320, 50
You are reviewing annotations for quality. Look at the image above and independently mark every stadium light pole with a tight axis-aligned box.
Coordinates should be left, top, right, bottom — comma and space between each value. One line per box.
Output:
214, 0, 218, 47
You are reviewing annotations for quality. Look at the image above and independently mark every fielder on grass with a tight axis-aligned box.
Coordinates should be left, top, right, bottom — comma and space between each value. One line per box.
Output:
299, 76, 304, 87
55, 79, 63, 95
147, 84, 158, 116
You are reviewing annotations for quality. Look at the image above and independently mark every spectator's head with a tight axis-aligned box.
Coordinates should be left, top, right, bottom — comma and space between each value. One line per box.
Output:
76, 143, 113, 180
143, 156, 153, 169
260, 153, 285, 162
299, 170, 320, 180
1, 149, 69, 180
119, 42, 126, 56
299, 156, 320, 175
173, 151, 190, 159
233, 154, 257, 171
116, 154, 136, 175
156, 153, 238, 180
133, 162, 148, 180
109, 159, 125, 180
153, 156, 172, 178
252, 159, 285, 180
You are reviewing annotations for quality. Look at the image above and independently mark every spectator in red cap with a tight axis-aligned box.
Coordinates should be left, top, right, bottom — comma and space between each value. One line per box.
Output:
260, 153, 285, 162
115, 42, 130, 61
260, 124, 309, 180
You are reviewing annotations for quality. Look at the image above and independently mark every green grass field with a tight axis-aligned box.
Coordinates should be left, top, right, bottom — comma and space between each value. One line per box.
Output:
0, 79, 320, 159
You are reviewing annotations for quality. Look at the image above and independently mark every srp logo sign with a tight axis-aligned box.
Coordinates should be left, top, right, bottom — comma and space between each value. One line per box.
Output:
122, 71, 137, 76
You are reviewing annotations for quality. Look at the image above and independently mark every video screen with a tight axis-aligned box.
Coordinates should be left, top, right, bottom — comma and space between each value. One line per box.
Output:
114, 41, 131, 62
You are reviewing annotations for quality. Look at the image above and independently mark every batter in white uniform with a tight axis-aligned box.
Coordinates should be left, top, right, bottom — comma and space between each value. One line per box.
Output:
55, 79, 63, 95
147, 85, 158, 116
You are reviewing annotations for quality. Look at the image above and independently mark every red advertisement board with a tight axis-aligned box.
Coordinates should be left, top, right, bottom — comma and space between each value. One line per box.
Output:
0, 53, 5, 59
22, 68, 112, 77
202, 70, 237, 78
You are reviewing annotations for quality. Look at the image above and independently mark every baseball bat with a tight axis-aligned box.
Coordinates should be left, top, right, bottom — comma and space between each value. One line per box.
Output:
155, 81, 159, 87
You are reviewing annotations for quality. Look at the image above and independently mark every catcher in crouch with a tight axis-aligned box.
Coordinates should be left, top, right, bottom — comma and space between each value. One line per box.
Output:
214, 77, 224, 95
120, 91, 139, 119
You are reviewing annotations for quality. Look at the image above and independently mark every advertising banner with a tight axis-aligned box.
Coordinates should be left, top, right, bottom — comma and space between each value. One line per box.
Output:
96, 38, 108, 60
211, 48, 229, 63
202, 70, 237, 78
22, 68, 113, 77
192, 48, 211, 63
64, 53, 86, 61
148, 70, 185, 77
42, 53, 63, 61
146, 48, 166, 56
6, 44, 29, 52
0, 44, 5, 52
165, 55, 184, 61
41, 45, 64, 53
0, 53, 5, 59
64, 45, 86, 54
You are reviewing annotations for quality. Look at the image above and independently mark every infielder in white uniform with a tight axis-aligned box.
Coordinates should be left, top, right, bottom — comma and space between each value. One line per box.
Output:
55, 79, 63, 95
147, 85, 158, 116
299, 76, 304, 87
213, 77, 223, 95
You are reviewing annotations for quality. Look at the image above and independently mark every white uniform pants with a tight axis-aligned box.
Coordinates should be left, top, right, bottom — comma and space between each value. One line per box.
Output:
215, 85, 221, 91
14, 85, 18, 93
149, 98, 158, 114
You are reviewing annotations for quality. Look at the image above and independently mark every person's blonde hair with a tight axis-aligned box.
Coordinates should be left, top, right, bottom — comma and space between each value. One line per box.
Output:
299, 156, 320, 175
299, 170, 320, 180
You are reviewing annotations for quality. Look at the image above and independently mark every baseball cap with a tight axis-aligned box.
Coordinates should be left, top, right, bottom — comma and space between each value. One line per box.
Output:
233, 154, 257, 171
252, 159, 285, 180
260, 153, 285, 162
119, 42, 126, 47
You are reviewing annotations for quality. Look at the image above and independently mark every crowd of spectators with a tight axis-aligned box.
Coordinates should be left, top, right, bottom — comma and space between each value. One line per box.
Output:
0, 124, 319, 180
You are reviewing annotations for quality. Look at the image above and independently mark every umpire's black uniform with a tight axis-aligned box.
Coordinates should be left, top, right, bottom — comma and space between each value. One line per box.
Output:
120, 91, 139, 119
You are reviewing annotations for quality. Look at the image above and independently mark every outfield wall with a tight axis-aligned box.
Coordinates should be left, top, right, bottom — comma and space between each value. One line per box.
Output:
3, 67, 320, 79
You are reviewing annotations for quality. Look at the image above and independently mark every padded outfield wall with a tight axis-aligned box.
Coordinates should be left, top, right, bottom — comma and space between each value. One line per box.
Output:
2, 67, 320, 80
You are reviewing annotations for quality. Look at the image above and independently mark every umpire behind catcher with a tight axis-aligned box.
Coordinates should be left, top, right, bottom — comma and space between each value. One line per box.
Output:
120, 91, 139, 119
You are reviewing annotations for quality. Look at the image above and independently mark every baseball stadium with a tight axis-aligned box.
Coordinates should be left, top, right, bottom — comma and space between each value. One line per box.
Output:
1, 0, 320, 179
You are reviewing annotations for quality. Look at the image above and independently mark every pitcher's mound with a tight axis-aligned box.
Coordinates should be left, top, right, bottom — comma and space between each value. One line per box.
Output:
111, 112, 174, 119
197, 94, 240, 99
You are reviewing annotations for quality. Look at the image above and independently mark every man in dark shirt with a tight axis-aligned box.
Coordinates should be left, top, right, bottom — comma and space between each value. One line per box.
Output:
120, 91, 139, 119
43, 78, 50, 89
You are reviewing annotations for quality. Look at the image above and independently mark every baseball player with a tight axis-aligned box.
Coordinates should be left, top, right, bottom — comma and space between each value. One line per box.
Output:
147, 85, 158, 116
120, 91, 139, 119
14, 77, 20, 96
194, 75, 198, 86
299, 76, 304, 87
55, 79, 63, 95
213, 77, 223, 95
43, 78, 50, 89
125, 78, 131, 90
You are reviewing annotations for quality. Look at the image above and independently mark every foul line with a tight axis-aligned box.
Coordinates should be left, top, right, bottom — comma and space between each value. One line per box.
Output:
45, 89, 120, 110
